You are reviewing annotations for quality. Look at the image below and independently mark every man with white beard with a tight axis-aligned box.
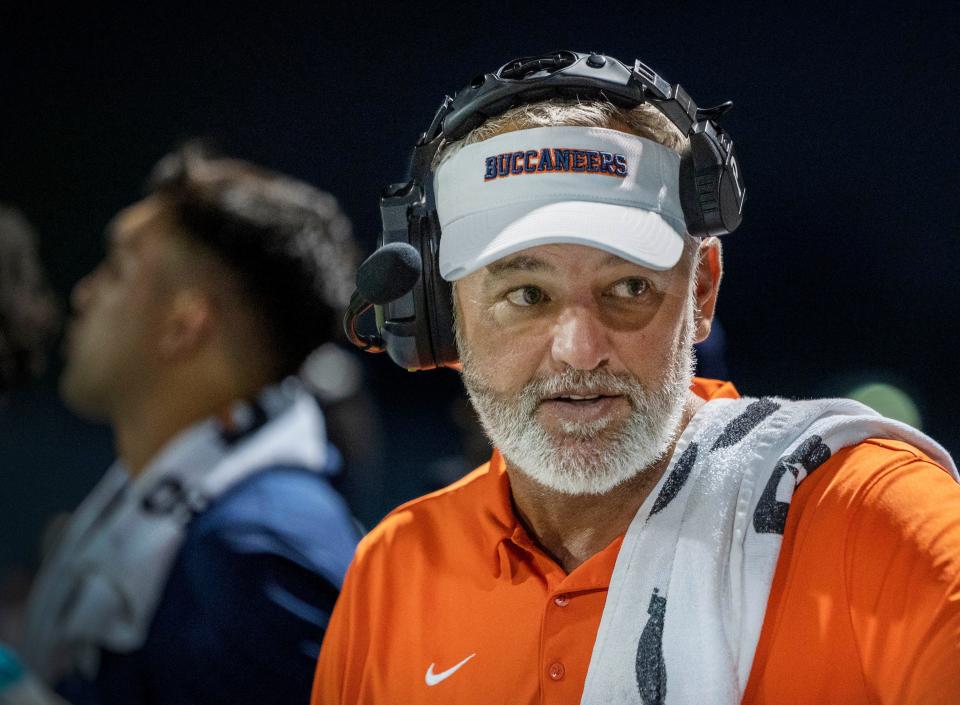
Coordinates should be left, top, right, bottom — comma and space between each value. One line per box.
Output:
456, 271, 697, 498
313, 52, 960, 705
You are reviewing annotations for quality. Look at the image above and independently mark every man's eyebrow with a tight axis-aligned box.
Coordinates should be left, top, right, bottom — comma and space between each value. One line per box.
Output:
485, 255, 553, 277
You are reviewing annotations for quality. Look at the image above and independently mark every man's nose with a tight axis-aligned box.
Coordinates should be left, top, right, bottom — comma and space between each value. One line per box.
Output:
550, 305, 610, 371
70, 271, 96, 313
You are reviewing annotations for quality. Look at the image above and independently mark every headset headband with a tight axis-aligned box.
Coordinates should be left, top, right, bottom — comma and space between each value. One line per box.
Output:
423, 51, 722, 144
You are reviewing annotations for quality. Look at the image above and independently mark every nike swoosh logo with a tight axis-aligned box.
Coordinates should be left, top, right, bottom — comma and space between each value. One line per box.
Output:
424, 653, 476, 686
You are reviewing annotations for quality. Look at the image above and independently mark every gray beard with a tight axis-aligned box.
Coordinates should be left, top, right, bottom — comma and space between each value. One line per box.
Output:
458, 305, 696, 496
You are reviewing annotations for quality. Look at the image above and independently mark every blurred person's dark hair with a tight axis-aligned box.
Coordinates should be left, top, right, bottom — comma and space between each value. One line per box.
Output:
147, 143, 358, 378
0, 206, 60, 396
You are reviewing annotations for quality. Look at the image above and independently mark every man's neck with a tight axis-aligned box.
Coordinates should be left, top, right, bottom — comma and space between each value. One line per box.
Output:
506, 392, 705, 574
111, 403, 217, 478
110, 379, 265, 477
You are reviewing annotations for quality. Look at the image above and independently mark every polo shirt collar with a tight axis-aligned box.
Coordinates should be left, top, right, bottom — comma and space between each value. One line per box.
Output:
481, 450, 621, 589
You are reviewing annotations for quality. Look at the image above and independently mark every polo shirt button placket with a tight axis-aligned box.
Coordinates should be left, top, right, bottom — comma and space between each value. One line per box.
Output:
548, 661, 565, 681
553, 594, 570, 607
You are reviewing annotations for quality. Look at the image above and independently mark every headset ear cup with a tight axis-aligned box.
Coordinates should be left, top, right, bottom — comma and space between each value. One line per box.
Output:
406, 215, 438, 370
680, 128, 744, 237
430, 276, 457, 367
682, 131, 725, 237
402, 212, 457, 370
678, 146, 704, 237
421, 215, 458, 367
717, 148, 744, 234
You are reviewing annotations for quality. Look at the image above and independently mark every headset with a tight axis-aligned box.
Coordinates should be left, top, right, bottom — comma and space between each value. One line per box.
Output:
344, 50, 746, 371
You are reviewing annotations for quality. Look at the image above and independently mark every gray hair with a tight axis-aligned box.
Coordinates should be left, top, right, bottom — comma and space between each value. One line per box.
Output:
433, 99, 689, 171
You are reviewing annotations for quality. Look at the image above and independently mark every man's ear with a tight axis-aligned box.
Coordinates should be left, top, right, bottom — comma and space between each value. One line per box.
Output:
692, 237, 723, 344
156, 289, 214, 360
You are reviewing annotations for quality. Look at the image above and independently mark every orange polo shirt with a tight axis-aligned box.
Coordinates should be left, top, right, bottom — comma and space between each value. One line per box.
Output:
313, 379, 960, 704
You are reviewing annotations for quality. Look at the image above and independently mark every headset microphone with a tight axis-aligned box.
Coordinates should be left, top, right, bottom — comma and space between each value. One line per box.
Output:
357, 242, 423, 305
344, 242, 422, 353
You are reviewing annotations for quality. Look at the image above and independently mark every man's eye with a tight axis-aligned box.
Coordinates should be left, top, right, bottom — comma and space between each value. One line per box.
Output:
505, 286, 546, 306
607, 278, 649, 299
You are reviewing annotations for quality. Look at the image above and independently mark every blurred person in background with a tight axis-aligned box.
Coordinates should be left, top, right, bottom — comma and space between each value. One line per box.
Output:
0, 206, 62, 705
0, 206, 60, 401
2, 146, 362, 705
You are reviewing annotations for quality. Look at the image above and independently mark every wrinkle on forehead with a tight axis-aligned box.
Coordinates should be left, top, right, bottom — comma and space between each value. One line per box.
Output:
486, 254, 553, 277
486, 250, 644, 278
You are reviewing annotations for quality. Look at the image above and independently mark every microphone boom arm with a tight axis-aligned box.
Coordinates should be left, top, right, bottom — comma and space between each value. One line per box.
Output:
343, 290, 385, 353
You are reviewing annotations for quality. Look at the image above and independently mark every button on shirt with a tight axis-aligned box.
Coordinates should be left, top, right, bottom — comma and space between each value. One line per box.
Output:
497, 512, 622, 703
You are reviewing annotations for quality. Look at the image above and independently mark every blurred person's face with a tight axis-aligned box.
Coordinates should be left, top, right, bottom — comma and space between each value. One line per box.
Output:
60, 197, 186, 420
454, 242, 720, 495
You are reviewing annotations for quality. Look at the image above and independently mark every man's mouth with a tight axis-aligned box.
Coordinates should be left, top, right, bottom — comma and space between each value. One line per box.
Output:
547, 391, 619, 403
536, 392, 628, 427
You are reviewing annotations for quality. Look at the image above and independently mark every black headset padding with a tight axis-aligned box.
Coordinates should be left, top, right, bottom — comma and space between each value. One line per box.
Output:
407, 140, 457, 369
402, 207, 456, 369
417, 210, 457, 367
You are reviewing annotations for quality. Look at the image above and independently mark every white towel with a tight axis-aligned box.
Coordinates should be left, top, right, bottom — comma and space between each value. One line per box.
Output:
580, 396, 958, 705
19, 380, 327, 684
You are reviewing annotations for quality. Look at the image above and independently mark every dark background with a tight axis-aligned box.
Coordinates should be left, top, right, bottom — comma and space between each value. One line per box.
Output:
2, 2, 958, 575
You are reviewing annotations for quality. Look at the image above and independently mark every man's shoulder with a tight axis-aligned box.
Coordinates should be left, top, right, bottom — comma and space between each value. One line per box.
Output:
850, 436, 946, 461
824, 436, 951, 484
366, 461, 496, 543
795, 435, 957, 522
354, 461, 499, 568
184, 464, 361, 586
195, 463, 351, 528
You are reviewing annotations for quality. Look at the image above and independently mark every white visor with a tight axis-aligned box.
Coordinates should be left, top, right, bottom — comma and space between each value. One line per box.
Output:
435, 126, 687, 281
